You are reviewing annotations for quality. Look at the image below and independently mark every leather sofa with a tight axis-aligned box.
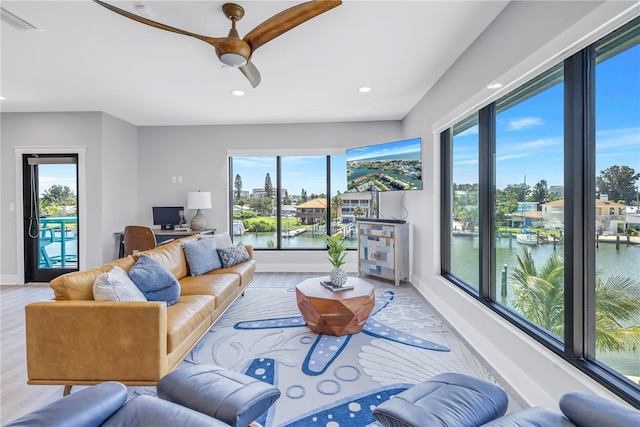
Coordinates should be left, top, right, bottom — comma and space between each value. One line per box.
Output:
6, 364, 281, 427
5, 382, 231, 427
373, 373, 640, 427
24, 236, 255, 394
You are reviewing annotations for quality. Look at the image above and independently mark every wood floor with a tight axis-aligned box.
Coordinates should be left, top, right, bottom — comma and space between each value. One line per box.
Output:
0, 283, 63, 425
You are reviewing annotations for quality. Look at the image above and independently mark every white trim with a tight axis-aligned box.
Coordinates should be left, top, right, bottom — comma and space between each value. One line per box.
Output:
14, 146, 87, 284
432, 3, 640, 134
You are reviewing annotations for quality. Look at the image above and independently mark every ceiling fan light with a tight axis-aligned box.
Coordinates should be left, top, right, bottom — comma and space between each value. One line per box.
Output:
220, 52, 248, 67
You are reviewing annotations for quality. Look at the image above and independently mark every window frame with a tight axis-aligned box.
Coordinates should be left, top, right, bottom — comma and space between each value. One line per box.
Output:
440, 17, 640, 407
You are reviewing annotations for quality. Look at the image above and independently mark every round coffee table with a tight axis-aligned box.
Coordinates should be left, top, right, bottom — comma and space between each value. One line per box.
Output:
295, 276, 375, 336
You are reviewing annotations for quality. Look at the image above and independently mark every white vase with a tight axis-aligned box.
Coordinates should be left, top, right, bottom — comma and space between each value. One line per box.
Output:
330, 268, 348, 287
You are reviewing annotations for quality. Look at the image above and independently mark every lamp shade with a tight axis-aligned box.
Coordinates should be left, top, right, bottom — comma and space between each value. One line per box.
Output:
187, 191, 212, 210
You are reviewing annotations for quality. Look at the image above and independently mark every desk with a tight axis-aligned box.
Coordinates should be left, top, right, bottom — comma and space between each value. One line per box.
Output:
39, 216, 78, 268
115, 229, 215, 258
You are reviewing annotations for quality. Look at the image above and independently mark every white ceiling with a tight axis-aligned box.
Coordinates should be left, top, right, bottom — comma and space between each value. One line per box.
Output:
1, 1, 509, 126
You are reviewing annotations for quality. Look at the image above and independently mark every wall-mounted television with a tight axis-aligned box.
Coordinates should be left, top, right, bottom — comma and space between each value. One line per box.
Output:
346, 137, 422, 192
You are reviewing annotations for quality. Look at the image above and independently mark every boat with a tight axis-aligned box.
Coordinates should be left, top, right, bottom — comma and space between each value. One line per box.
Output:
516, 227, 538, 245
232, 220, 246, 236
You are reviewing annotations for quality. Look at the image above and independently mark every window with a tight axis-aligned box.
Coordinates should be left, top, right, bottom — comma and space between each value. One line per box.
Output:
441, 17, 640, 405
494, 65, 565, 340
445, 114, 480, 293
230, 156, 276, 249
230, 154, 353, 250
593, 23, 640, 383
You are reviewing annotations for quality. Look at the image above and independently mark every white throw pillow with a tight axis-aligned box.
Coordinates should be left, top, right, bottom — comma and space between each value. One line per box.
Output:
93, 266, 147, 302
210, 231, 232, 248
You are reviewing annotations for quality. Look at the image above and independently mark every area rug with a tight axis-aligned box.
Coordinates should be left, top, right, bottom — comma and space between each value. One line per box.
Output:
131, 274, 524, 426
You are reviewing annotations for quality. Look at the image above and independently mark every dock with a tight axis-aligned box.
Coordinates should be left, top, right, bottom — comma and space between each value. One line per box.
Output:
282, 228, 306, 238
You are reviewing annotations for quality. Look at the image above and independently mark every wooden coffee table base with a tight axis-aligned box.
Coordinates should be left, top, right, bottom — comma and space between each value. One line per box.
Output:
295, 277, 375, 336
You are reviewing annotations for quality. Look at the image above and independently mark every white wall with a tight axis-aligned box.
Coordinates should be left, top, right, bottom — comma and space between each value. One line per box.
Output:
136, 121, 403, 272
101, 114, 139, 262
401, 0, 638, 410
0, 112, 139, 282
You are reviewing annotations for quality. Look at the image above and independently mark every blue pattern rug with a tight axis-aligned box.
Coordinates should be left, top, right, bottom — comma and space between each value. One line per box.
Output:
131, 274, 523, 426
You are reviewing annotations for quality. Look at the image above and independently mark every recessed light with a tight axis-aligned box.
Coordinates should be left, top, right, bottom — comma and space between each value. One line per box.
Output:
487, 83, 502, 89
358, 86, 372, 93
0, 96, 5, 100
231, 90, 244, 96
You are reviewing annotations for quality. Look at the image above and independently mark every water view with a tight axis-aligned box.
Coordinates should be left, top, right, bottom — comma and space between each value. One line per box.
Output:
452, 235, 640, 377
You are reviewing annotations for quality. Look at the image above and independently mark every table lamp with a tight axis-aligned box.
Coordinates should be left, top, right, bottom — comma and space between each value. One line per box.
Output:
187, 191, 212, 231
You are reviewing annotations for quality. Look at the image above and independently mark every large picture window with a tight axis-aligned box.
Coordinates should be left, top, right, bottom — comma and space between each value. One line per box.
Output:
230, 154, 360, 250
441, 17, 640, 405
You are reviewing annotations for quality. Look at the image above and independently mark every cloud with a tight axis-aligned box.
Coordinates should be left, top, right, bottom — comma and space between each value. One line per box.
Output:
595, 127, 640, 149
453, 158, 479, 166
456, 125, 479, 138
496, 153, 529, 162
506, 116, 543, 131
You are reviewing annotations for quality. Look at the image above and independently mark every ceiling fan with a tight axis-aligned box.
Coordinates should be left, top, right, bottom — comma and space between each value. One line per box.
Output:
93, 0, 342, 88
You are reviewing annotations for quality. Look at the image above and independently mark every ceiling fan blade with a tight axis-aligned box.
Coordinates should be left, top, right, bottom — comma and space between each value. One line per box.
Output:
240, 61, 261, 88
243, 0, 341, 52
93, 0, 222, 48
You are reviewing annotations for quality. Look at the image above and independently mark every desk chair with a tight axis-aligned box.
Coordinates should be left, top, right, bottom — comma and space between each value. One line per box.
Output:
123, 226, 157, 256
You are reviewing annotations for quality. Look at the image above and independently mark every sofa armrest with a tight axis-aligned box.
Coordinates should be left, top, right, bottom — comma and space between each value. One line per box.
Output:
26, 300, 169, 384
559, 391, 640, 427
5, 381, 127, 427
244, 244, 254, 259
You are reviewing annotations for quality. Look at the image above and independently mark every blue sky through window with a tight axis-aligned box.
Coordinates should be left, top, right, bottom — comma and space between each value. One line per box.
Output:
453, 43, 639, 190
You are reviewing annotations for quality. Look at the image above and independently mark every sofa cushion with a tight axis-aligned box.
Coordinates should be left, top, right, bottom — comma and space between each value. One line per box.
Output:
50, 256, 138, 300
140, 239, 190, 280
481, 407, 576, 426
198, 231, 232, 248
166, 295, 216, 353
93, 266, 147, 302
129, 255, 181, 306
180, 274, 239, 307
217, 243, 251, 268
210, 259, 256, 287
182, 238, 222, 276
559, 391, 640, 427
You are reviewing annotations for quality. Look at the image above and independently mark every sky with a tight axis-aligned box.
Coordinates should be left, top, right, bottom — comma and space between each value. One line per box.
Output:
38, 164, 77, 196
232, 155, 348, 197
453, 43, 639, 190
346, 138, 422, 162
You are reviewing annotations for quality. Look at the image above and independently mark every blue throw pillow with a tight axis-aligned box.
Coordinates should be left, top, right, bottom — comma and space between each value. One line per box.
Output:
128, 255, 181, 306
217, 242, 251, 268
182, 238, 222, 276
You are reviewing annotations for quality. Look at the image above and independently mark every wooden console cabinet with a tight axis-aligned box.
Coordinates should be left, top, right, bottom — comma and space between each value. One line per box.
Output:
357, 220, 409, 286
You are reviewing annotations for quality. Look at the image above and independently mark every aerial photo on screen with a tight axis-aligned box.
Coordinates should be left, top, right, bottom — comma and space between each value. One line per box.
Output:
347, 137, 422, 192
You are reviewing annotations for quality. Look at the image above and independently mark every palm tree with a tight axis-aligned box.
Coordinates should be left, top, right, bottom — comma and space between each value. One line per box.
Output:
511, 249, 565, 337
331, 194, 344, 222
511, 248, 640, 352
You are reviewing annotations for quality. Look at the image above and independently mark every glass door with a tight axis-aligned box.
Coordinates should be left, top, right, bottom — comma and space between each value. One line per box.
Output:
23, 154, 79, 282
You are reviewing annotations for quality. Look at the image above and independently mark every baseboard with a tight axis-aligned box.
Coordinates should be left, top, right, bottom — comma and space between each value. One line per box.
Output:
255, 263, 358, 273
1, 275, 22, 285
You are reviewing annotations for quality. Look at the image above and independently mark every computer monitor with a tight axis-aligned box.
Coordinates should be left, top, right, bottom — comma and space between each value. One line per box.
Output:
152, 206, 183, 230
